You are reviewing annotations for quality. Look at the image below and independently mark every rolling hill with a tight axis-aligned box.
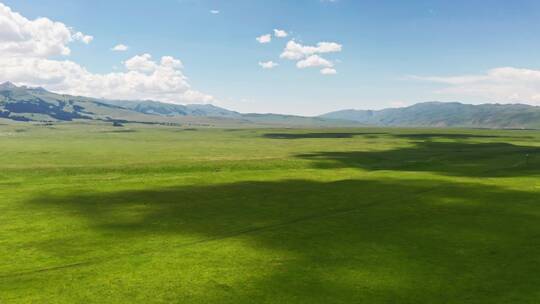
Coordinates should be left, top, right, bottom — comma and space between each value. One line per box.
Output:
321, 102, 540, 129
0, 82, 348, 127
0, 81, 241, 125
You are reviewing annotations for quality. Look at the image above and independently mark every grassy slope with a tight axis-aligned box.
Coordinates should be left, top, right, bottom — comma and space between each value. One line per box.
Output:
1, 123, 539, 303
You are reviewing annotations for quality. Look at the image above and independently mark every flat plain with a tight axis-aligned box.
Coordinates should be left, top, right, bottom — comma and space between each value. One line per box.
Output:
1, 122, 539, 303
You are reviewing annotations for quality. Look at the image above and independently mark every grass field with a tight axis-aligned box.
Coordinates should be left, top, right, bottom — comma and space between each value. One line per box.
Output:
1, 122, 540, 303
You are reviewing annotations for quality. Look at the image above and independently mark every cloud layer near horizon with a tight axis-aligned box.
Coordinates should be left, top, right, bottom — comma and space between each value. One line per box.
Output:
0, 2, 214, 104
414, 67, 540, 105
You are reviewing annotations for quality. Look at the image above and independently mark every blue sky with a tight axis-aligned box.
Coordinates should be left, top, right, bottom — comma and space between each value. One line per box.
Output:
2, 0, 540, 115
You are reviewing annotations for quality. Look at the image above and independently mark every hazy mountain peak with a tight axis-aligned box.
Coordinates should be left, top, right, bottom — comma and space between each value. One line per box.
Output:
0, 81, 18, 90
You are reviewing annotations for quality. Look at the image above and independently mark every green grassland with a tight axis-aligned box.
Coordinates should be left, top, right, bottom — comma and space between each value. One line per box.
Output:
1, 122, 539, 303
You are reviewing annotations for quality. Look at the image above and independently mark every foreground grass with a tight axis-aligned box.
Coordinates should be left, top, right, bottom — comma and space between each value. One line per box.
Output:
1, 122, 539, 303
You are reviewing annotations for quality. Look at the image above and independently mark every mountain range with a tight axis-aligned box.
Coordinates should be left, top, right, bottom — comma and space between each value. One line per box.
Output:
321, 102, 540, 129
0, 82, 344, 127
1, 81, 539, 129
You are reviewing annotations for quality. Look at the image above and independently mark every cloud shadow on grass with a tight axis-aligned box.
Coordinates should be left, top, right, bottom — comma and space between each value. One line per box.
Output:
261, 131, 521, 140
297, 141, 540, 177
16, 177, 540, 302
262, 132, 388, 139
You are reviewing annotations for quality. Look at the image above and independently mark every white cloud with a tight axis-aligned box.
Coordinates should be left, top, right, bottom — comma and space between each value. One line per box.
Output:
297, 55, 333, 69
279, 40, 342, 74
210, 10, 219, 14
124, 53, 159, 73
111, 44, 128, 51
256, 34, 272, 44
316, 42, 343, 53
0, 55, 214, 104
73, 31, 93, 44
413, 67, 540, 105
320, 67, 337, 75
259, 61, 278, 69
160, 55, 183, 69
0, 2, 215, 105
280, 40, 342, 60
273, 29, 288, 38
0, 2, 92, 57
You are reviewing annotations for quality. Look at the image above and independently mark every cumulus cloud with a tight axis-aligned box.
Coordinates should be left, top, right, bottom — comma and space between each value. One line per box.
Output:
111, 44, 128, 51
273, 29, 288, 38
0, 55, 213, 103
256, 34, 272, 44
280, 40, 342, 60
279, 40, 342, 74
259, 61, 278, 69
160, 55, 183, 69
210, 10, 220, 14
124, 53, 159, 73
73, 32, 93, 44
412, 67, 540, 105
0, 2, 92, 57
296, 55, 333, 69
0, 2, 215, 104
320, 67, 337, 75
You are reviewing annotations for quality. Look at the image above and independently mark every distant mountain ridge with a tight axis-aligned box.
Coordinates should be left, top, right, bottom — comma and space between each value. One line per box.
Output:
100, 99, 242, 119
2, 82, 539, 128
321, 102, 540, 129
0, 82, 240, 122
0, 82, 348, 127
